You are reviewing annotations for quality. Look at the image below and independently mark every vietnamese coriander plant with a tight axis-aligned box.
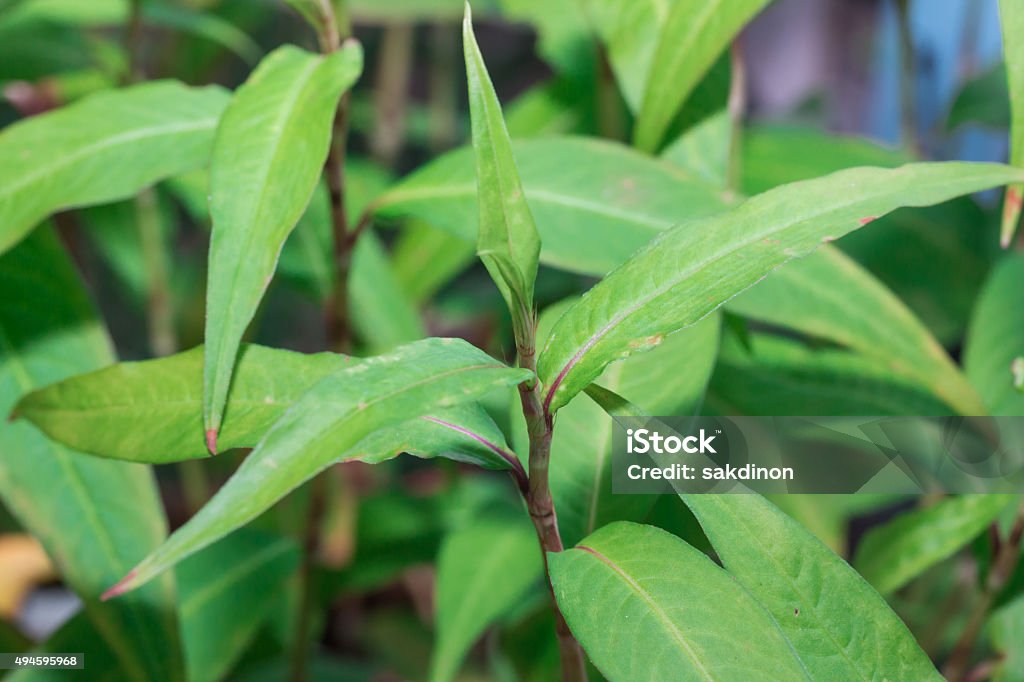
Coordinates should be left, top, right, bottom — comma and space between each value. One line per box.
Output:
2, 0, 1024, 680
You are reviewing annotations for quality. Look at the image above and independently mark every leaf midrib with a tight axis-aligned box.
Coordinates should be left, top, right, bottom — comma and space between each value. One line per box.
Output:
576, 544, 715, 681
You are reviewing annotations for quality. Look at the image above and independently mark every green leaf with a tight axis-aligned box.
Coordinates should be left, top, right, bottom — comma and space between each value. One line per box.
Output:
372, 136, 729, 276
0, 227, 183, 682
854, 495, 1015, 596
203, 42, 363, 448
633, 0, 770, 152
725, 246, 984, 415
17, 344, 516, 471
179, 529, 300, 682
430, 515, 543, 682
1000, 0, 1024, 246
661, 110, 731, 188
741, 125, 909, 196
538, 162, 1024, 414
549, 522, 809, 681
391, 221, 475, 303
682, 494, 942, 681
0, 80, 228, 255
947, 62, 1010, 131
104, 337, 531, 597
538, 300, 719, 546
709, 332, 956, 416
966, 255, 1024, 416
584, 0, 671, 112
991, 595, 1024, 681
464, 3, 541, 343
349, 231, 426, 352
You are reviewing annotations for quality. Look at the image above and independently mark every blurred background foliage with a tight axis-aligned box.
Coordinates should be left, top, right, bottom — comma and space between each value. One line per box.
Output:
0, 0, 1022, 679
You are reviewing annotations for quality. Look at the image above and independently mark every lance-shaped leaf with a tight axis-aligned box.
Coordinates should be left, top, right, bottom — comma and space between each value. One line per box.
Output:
372, 136, 729, 276
463, 4, 540, 343
0, 227, 183, 682
964, 254, 1024, 415
538, 162, 1024, 414
854, 495, 1015, 596
1000, 0, 1024, 247
430, 515, 543, 682
103, 338, 530, 598
16, 344, 518, 472
0, 80, 228, 255
525, 299, 719, 546
682, 494, 942, 681
179, 529, 300, 682
633, 0, 771, 152
203, 42, 363, 451
726, 246, 985, 415
549, 522, 809, 681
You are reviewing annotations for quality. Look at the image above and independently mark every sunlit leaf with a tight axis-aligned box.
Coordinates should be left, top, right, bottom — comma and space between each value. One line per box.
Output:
549, 522, 809, 681
539, 163, 1024, 414
0, 81, 228, 255
683, 494, 942, 680
104, 338, 530, 597
203, 43, 362, 449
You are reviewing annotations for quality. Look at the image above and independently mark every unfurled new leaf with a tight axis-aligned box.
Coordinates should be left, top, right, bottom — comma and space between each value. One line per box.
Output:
463, 3, 541, 345
538, 163, 1024, 414
682, 494, 942, 681
999, 0, 1024, 247
203, 43, 362, 450
549, 522, 809, 681
0, 81, 228, 255
104, 338, 530, 598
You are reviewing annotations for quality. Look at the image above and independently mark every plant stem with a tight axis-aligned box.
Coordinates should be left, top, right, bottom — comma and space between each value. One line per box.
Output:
290, 473, 329, 682
291, 6, 356, 682
517, 345, 589, 682
895, 0, 919, 153
944, 502, 1024, 681
427, 22, 458, 152
125, 0, 145, 83
726, 40, 746, 198
370, 22, 414, 168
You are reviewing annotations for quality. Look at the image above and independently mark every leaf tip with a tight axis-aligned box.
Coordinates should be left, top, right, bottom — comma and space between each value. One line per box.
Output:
100, 569, 138, 601
205, 429, 219, 456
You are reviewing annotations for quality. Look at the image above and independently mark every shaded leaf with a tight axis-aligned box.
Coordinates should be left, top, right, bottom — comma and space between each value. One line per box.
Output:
0, 227, 183, 682
549, 521, 809, 681
349, 231, 425, 352
633, 0, 770, 151
179, 529, 300, 682
726, 246, 983, 415
0, 81, 228, 255
105, 338, 530, 597
991, 595, 1024, 682
854, 495, 1014, 596
1000, 0, 1024, 246
391, 221, 475, 303
965, 254, 1024, 416
430, 515, 543, 682
709, 332, 955, 416
538, 162, 1024, 414
203, 42, 363, 448
682, 494, 942, 681
372, 136, 729, 276
947, 62, 1010, 131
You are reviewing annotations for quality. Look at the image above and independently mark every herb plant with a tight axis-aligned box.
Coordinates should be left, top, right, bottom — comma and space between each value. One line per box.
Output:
1, 0, 1023, 680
